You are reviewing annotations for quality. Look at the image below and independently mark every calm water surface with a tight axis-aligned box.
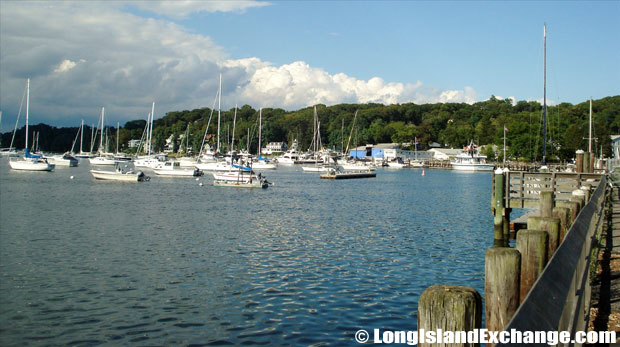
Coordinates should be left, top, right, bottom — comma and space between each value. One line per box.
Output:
0, 160, 494, 345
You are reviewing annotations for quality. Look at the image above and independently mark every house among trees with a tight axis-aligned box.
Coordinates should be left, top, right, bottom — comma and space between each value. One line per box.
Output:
128, 139, 141, 148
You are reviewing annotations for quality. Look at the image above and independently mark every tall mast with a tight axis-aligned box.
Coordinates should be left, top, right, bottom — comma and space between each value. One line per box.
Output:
542, 24, 547, 165
232, 105, 237, 152
217, 73, 222, 154
258, 108, 262, 156
25, 78, 30, 151
80, 119, 84, 153
117, 121, 120, 154
589, 98, 593, 153
99, 107, 105, 154
149, 102, 155, 155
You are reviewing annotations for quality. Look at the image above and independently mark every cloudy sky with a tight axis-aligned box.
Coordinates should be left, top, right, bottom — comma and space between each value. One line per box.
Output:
0, 1, 618, 128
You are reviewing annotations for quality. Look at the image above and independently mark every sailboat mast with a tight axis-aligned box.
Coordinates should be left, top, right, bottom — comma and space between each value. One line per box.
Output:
149, 102, 155, 155
117, 122, 120, 154
99, 107, 105, 154
542, 24, 547, 165
589, 98, 593, 153
258, 108, 262, 156
25, 79, 30, 151
80, 119, 84, 153
232, 105, 237, 152
217, 73, 222, 154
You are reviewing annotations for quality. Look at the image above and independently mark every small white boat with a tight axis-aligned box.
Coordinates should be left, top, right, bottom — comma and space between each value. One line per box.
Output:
251, 159, 277, 170
9, 156, 55, 171
90, 166, 149, 182
89, 155, 116, 165
213, 174, 270, 189
49, 153, 79, 167
0, 148, 18, 157
450, 141, 495, 172
212, 169, 262, 182
153, 161, 203, 177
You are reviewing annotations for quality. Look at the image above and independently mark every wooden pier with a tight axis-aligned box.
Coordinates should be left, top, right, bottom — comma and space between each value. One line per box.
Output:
416, 150, 613, 346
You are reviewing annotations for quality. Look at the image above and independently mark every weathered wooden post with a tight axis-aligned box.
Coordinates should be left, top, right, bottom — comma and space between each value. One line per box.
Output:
571, 189, 586, 210
516, 230, 548, 303
584, 152, 591, 173
539, 190, 554, 218
576, 150, 584, 172
493, 169, 506, 246
485, 248, 520, 334
552, 206, 571, 241
527, 216, 560, 262
580, 184, 592, 203
557, 201, 580, 224
418, 285, 482, 347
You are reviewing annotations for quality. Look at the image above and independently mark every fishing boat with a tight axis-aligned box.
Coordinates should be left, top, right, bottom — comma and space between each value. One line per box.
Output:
153, 161, 202, 177
90, 165, 149, 182
8, 79, 55, 171
450, 141, 495, 171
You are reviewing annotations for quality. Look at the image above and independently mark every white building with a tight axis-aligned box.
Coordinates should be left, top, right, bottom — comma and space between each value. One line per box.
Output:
262, 142, 288, 154
428, 148, 462, 161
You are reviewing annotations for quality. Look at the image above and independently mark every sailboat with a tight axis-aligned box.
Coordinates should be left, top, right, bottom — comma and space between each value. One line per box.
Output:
89, 107, 116, 165
1, 110, 18, 157
49, 121, 80, 166
302, 106, 333, 172
134, 102, 167, 168
8, 79, 55, 171
251, 108, 277, 170
74, 120, 93, 158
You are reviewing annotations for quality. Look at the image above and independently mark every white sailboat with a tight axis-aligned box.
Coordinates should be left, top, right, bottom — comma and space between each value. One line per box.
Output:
8, 79, 55, 171
89, 107, 116, 165
1, 110, 19, 157
134, 102, 166, 168
252, 108, 277, 170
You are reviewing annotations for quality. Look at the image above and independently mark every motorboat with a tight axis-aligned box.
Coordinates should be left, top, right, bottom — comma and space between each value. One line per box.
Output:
153, 161, 203, 177
450, 141, 495, 171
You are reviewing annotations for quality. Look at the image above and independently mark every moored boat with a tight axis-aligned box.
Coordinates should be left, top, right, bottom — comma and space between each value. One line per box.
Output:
90, 165, 149, 182
450, 141, 495, 172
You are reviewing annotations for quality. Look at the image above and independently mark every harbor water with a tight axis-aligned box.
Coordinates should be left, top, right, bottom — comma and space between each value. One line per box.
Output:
0, 161, 493, 345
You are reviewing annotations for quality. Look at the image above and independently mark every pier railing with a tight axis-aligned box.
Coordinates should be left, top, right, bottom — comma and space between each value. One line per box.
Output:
496, 174, 607, 346
492, 172, 604, 209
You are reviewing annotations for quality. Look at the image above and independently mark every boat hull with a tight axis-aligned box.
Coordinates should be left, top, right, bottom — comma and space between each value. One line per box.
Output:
153, 168, 201, 177
213, 179, 268, 188
9, 159, 55, 171
320, 171, 376, 179
90, 169, 146, 182
450, 163, 495, 171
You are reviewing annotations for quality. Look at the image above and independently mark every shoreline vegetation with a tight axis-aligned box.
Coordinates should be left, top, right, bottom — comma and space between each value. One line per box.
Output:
2, 95, 619, 162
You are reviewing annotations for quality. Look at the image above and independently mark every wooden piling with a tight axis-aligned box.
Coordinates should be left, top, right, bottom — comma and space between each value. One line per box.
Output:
485, 248, 521, 334
418, 285, 482, 347
516, 229, 548, 303
576, 150, 584, 173
539, 190, 554, 218
493, 170, 506, 246
557, 200, 580, 223
527, 216, 561, 261
552, 207, 571, 241
584, 152, 591, 173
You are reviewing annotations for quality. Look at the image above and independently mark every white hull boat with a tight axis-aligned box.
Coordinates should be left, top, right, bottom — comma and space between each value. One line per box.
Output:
153, 161, 202, 177
450, 141, 495, 172
89, 156, 116, 165
90, 168, 148, 182
9, 157, 55, 171
49, 153, 79, 167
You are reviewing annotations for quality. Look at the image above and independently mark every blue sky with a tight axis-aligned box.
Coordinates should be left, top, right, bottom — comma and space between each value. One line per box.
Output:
0, 1, 618, 128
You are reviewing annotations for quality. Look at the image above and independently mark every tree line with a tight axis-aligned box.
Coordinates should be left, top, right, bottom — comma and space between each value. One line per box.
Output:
2, 95, 619, 162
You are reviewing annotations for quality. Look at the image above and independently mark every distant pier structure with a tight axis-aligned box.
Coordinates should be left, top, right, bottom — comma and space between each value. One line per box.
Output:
416, 149, 612, 346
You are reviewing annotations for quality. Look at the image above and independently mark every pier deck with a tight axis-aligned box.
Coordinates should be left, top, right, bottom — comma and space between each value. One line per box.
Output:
590, 185, 620, 335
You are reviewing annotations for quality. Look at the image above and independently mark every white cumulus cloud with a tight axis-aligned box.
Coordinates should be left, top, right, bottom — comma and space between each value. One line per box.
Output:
0, 1, 479, 127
